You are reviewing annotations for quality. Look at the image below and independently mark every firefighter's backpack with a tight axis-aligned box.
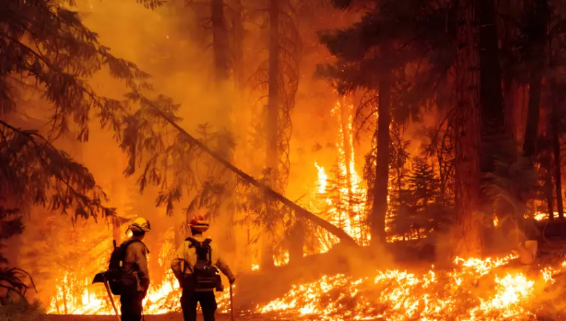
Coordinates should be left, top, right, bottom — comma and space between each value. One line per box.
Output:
186, 237, 221, 290
105, 239, 142, 295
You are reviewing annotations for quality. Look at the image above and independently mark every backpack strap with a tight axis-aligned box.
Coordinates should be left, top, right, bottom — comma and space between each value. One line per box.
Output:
203, 239, 212, 264
186, 237, 198, 247
123, 239, 149, 253
186, 237, 213, 264
121, 239, 149, 272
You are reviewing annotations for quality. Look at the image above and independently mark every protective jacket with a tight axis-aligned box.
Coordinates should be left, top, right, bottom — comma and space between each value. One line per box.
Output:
122, 237, 150, 294
170, 235, 234, 292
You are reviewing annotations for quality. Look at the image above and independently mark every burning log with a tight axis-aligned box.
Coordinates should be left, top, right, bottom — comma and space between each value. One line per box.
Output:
147, 104, 359, 247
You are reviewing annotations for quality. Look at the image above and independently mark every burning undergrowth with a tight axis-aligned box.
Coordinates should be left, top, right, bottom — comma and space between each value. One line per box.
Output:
45, 248, 566, 320
258, 254, 566, 321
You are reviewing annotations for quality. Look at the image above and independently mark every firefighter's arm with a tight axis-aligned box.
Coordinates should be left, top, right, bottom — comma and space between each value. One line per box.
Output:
137, 245, 150, 295
212, 244, 235, 283
216, 257, 236, 283
170, 242, 187, 279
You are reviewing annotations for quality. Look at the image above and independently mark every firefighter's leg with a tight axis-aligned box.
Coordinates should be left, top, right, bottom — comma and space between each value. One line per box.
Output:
121, 291, 142, 321
181, 289, 199, 321
198, 291, 218, 321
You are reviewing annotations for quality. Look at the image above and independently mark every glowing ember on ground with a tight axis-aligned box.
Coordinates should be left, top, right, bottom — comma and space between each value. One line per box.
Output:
258, 254, 564, 321
47, 252, 566, 320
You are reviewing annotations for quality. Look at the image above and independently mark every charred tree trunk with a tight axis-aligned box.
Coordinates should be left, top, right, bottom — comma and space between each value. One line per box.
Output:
477, 0, 507, 225
478, 0, 505, 167
233, 0, 245, 123
262, 0, 280, 269
552, 82, 564, 219
213, 0, 237, 253
523, 0, 548, 158
454, 0, 483, 257
370, 47, 391, 246
212, 0, 229, 82
288, 220, 304, 264
504, 80, 517, 140
553, 128, 563, 219
544, 134, 555, 220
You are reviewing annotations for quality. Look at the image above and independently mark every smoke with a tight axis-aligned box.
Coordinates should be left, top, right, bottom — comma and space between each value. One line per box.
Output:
11, 0, 395, 311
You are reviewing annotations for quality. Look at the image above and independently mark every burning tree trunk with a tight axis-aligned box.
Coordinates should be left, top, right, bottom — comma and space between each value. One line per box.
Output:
453, 0, 483, 257
370, 47, 391, 246
340, 98, 354, 200
523, 0, 548, 158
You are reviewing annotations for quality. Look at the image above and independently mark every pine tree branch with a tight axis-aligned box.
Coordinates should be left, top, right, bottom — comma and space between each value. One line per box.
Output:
0, 119, 115, 219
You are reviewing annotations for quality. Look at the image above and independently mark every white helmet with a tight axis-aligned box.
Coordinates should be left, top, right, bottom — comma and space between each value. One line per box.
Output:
128, 217, 151, 233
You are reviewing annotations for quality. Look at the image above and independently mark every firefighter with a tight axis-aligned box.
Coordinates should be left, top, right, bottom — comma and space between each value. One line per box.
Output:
121, 217, 151, 321
170, 215, 236, 321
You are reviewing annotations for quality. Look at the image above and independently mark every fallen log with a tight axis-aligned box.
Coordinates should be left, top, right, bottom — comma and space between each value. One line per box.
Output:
146, 104, 359, 247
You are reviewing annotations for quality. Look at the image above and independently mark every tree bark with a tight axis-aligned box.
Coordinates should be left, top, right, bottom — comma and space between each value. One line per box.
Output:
552, 82, 564, 219
288, 220, 304, 264
212, 0, 229, 82
454, 0, 483, 257
478, 0, 505, 170
550, 80, 564, 219
370, 47, 391, 246
212, 0, 237, 253
523, 0, 548, 158
544, 134, 555, 220
262, 0, 281, 269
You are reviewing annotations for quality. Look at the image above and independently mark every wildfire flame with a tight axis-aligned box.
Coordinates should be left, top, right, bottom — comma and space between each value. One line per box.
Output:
45, 99, 565, 319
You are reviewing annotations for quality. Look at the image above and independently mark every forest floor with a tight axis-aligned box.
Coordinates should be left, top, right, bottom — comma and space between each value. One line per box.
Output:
41, 314, 284, 321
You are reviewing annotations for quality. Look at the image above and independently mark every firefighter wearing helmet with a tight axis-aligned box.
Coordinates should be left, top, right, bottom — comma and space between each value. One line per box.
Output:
121, 217, 151, 321
170, 215, 236, 321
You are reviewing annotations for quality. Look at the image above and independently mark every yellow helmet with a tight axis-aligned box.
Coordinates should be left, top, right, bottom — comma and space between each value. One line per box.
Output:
128, 217, 151, 233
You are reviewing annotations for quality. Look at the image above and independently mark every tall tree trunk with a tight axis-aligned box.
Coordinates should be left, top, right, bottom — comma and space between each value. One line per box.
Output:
544, 133, 555, 220
370, 47, 391, 246
478, 0, 505, 161
288, 220, 304, 264
212, 0, 229, 82
552, 82, 564, 219
262, 0, 280, 269
233, 0, 245, 136
504, 80, 517, 141
501, 0, 516, 139
553, 130, 563, 219
454, 0, 483, 257
523, 0, 548, 158
340, 97, 353, 204
212, 0, 236, 253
